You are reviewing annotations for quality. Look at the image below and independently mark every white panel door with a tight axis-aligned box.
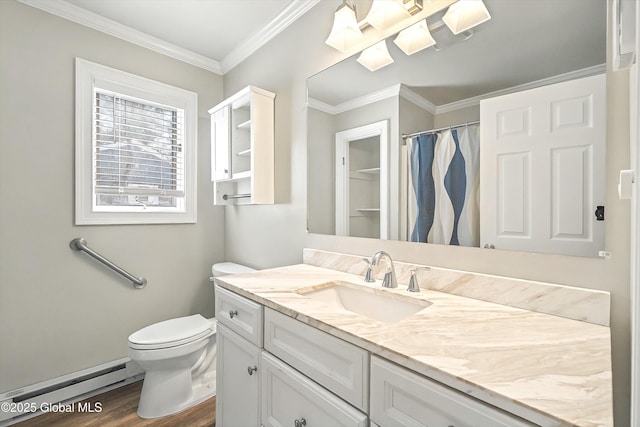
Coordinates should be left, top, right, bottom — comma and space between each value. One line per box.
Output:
480, 74, 606, 257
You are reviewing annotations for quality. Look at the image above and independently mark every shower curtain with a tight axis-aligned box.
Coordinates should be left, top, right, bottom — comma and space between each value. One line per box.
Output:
406, 125, 480, 246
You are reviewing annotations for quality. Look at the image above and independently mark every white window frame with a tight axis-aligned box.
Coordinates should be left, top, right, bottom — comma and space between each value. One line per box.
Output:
75, 58, 197, 225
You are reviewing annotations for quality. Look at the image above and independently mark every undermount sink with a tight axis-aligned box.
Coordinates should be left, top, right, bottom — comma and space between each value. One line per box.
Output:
299, 281, 432, 323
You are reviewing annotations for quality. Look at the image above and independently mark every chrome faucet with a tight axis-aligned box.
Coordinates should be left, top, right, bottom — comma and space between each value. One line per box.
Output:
407, 267, 431, 292
370, 251, 398, 288
362, 258, 376, 283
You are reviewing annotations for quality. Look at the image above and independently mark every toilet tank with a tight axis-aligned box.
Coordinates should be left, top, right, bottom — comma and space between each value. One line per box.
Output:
211, 262, 255, 277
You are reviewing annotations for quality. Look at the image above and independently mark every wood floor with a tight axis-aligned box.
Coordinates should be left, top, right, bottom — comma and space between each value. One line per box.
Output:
15, 381, 216, 427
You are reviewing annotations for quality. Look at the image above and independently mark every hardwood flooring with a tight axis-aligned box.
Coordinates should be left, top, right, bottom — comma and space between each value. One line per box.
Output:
14, 381, 216, 427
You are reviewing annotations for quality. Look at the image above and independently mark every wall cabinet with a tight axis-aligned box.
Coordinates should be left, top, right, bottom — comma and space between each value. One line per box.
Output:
209, 85, 275, 205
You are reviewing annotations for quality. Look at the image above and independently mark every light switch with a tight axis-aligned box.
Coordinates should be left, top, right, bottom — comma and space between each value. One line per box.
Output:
618, 169, 635, 200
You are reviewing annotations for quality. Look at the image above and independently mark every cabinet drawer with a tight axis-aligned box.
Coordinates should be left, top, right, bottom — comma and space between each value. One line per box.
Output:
264, 308, 369, 412
215, 286, 263, 347
370, 356, 535, 427
261, 352, 367, 427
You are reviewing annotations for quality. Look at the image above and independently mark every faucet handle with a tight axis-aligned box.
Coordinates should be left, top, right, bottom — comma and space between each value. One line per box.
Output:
362, 258, 375, 283
408, 267, 431, 292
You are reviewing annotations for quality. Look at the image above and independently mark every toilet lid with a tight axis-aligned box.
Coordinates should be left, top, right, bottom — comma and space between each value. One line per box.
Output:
128, 314, 213, 349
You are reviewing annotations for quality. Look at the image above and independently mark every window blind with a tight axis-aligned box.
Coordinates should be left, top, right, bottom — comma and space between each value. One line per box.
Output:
94, 90, 185, 207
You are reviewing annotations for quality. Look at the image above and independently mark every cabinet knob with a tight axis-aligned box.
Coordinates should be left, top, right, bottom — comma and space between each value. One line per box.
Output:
247, 365, 257, 375
294, 418, 306, 427
229, 310, 238, 318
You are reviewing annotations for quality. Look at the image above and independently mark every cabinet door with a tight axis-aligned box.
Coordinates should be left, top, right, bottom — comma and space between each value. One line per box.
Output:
216, 324, 260, 427
262, 352, 367, 427
211, 105, 230, 181
370, 356, 534, 427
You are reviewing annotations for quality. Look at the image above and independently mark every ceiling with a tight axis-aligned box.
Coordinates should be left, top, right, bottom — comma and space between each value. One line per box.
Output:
18, 0, 321, 74
308, 0, 606, 108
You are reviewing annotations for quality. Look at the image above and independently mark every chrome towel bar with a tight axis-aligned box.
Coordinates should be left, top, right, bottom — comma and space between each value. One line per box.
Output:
222, 193, 251, 200
70, 238, 147, 289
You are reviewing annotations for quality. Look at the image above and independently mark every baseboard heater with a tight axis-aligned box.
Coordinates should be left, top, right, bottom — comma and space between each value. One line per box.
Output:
0, 358, 142, 425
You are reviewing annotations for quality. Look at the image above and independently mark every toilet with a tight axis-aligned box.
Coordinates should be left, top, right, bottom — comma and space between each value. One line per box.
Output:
128, 262, 255, 419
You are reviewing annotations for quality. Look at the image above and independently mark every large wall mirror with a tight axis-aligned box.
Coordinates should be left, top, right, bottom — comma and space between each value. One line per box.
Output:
307, 0, 607, 258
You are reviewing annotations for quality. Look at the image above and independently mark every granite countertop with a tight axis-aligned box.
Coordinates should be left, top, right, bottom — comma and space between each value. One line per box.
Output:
215, 263, 613, 427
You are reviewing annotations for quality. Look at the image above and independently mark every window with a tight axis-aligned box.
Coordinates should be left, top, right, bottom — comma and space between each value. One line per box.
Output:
75, 58, 197, 224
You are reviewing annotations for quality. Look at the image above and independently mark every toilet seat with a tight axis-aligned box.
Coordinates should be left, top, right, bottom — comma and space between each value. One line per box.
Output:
128, 314, 214, 350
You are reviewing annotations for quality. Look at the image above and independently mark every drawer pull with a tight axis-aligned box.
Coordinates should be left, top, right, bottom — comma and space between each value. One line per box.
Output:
247, 365, 258, 375
229, 310, 238, 318
294, 418, 306, 427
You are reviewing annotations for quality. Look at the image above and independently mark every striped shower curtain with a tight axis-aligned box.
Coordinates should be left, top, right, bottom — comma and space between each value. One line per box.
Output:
406, 125, 480, 246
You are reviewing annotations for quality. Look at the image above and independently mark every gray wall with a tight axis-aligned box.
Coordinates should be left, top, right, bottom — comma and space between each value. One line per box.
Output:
223, 1, 631, 424
0, 1, 225, 393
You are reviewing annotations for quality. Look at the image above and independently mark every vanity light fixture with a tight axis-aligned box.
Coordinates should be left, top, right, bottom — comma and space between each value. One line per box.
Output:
357, 40, 394, 71
393, 19, 436, 55
325, 0, 364, 52
366, 0, 411, 31
442, 0, 491, 35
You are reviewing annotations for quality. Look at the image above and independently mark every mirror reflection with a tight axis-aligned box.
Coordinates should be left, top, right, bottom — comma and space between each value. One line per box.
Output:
307, 0, 607, 257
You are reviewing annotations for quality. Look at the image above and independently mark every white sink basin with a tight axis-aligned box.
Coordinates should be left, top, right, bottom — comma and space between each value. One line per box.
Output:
299, 281, 431, 323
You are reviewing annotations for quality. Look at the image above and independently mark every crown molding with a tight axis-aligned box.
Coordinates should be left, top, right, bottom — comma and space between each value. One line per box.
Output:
309, 65, 607, 117
18, 0, 223, 74
18, 0, 320, 75
308, 84, 403, 115
435, 63, 607, 114
221, 0, 322, 74
399, 85, 437, 114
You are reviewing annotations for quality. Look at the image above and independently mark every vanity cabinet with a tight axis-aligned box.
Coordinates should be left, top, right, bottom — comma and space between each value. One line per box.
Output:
216, 286, 538, 427
215, 286, 264, 426
370, 356, 535, 427
209, 85, 275, 205
261, 352, 368, 427
264, 308, 369, 412
216, 324, 261, 427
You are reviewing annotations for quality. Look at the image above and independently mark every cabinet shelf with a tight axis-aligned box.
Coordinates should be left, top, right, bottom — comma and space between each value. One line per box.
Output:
237, 119, 251, 130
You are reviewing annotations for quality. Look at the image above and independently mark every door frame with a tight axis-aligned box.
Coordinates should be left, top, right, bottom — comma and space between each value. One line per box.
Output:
335, 120, 389, 238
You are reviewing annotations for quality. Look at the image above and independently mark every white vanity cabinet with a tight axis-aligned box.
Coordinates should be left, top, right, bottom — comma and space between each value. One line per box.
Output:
261, 352, 368, 427
216, 324, 261, 427
370, 356, 535, 427
209, 85, 275, 205
264, 308, 369, 412
215, 286, 264, 427
215, 286, 540, 427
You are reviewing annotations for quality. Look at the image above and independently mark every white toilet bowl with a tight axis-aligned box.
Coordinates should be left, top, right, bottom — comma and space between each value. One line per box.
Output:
128, 314, 217, 419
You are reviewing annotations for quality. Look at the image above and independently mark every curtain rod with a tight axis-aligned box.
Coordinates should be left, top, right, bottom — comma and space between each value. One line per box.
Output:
402, 120, 480, 140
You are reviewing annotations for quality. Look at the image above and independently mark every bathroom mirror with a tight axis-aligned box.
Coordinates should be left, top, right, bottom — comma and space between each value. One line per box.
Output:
306, 0, 607, 257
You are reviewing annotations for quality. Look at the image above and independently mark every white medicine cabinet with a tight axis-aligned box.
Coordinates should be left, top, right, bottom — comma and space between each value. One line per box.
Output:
209, 85, 275, 205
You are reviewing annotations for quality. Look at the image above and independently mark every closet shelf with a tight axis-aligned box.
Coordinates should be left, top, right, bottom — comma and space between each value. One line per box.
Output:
355, 167, 380, 174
